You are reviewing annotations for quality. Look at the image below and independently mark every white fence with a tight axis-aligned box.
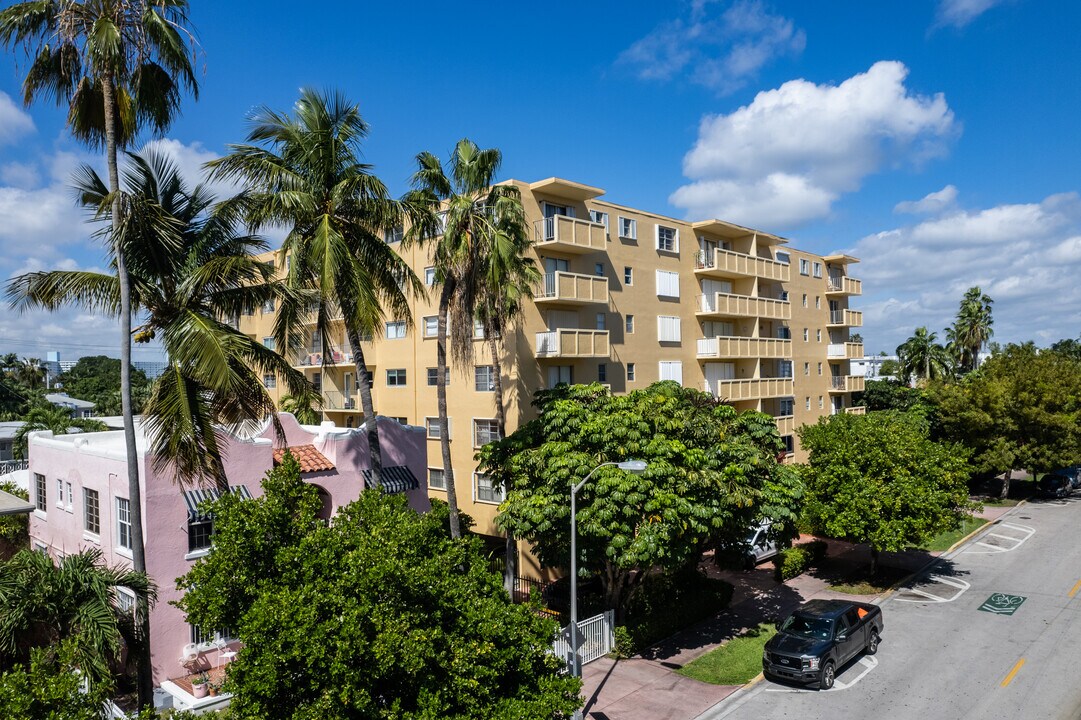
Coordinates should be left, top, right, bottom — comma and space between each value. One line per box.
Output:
553, 610, 615, 671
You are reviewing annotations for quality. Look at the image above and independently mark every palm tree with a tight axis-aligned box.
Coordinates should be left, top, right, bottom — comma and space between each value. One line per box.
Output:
951, 286, 994, 372
407, 139, 524, 539
279, 392, 321, 425
12, 405, 107, 459
8, 149, 307, 489
0, 548, 155, 687
0, 3, 199, 705
207, 88, 419, 489
896, 327, 953, 385
12, 358, 45, 390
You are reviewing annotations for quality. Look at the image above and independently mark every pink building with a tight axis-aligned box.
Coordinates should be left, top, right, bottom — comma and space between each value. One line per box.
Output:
27, 413, 428, 709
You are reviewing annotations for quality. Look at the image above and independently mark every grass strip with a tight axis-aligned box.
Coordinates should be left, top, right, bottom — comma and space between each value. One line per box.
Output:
677, 623, 776, 686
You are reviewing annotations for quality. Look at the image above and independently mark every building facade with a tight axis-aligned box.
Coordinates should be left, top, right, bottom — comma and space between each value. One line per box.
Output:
237, 177, 864, 576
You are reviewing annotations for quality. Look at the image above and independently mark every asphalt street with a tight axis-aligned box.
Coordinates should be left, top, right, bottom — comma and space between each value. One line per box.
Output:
700, 496, 1081, 720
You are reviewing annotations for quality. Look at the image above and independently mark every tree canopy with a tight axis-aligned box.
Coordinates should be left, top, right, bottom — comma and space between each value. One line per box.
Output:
798, 411, 975, 573
479, 381, 803, 614
177, 455, 581, 720
58, 355, 150, 416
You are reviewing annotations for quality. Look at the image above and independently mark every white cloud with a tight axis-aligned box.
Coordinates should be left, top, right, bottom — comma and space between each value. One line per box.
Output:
848, 190, 1081, 353
0, 161, 40, 189
670, 61, 958, 228
0, 92, 35, 145
617, 0, 805, 95
894, 184, 958, 215
934, 0, 1007, 28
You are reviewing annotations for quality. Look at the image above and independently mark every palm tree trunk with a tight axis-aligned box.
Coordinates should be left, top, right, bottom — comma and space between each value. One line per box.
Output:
346, 326, 382, 487
487, 326, 516, 594
438, 280, 461, 539
101, 75, 153, 711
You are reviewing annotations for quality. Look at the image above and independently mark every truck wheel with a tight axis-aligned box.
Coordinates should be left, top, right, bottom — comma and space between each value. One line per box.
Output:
819, 662, 835, 690
866, 630, 880, 655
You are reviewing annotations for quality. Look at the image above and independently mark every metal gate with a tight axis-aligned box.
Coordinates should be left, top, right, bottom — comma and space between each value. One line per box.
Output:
553, 610, 615, 670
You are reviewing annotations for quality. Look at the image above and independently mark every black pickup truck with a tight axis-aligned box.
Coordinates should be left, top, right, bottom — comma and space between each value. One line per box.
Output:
762, 599, 884, 689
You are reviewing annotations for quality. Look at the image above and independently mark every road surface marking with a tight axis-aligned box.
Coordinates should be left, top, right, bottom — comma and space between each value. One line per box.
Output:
764, 656, 878, 693
1000, 658, 1025, 688
895, 574, 971, 603
1069, 579, 1081, 598
964, 523, 1035, 554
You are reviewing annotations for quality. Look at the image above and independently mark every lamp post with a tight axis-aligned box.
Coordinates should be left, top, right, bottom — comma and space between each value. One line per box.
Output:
569, 458, 647, 680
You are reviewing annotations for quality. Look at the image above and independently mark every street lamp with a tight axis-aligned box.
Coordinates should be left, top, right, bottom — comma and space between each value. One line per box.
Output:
569, 459, 648, 679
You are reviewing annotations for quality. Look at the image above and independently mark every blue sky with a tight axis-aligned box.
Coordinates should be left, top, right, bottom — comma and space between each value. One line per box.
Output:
1, 0, 1079, 360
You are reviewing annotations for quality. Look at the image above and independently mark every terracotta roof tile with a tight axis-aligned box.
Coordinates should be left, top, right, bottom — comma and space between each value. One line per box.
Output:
273, 444, 334, 473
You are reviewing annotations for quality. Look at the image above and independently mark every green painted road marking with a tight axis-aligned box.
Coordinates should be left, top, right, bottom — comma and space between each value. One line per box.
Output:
979, 593, 1026, 615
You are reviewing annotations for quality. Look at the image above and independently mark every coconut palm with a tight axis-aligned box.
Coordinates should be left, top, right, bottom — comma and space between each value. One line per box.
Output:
406, 139, 524, 539
279, 392, 321, 425
0, 548, 155, 687
0, 3, 199, 705
896, 326, 954, 384
7, 149, 307, 488
12, 405, 107, 459
951, 286, 994, 372
207, 88, 420, 488
11, 358, 46, 390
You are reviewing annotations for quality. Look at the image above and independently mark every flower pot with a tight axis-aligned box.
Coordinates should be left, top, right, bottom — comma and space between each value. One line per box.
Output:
192, 683, 208, 699
208, 687, 218, 697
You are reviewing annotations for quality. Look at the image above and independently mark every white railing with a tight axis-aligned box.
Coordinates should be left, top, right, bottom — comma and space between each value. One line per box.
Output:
536, 331, 559, 356
827, 343, 846, 358
698, 337, 719, 356
553, 610, 615, 672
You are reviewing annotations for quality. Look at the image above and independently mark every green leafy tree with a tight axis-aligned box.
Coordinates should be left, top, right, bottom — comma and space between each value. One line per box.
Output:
934, 342, 1081, 498
0, 3, 200, 706
897, 326, 954, 384
208, 88, 419, 491
57, 355, 150, 416
798, 411, 975, 574
0, 641, 111, 720
12, 406, 107, 459
877, 358, 900, 379
856, 379, 934, 415
1050, 337, 1081, 361
0, 482, 29, 559
278, 392, 321, 425
480, 381, 803, 615
177, 455, 581, 719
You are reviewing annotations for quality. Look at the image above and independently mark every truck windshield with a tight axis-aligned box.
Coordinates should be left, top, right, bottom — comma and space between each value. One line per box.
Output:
780, 613, 833, 640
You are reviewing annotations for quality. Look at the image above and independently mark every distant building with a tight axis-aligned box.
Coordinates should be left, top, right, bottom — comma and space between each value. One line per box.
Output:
0, 421, 24, 462
134, 360, 169, 380
852, 355, 898, 380
44, 392, 96, 418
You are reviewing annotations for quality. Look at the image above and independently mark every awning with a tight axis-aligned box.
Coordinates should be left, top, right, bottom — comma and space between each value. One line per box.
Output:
362, 466, 419, 495
0, 488, 34, 516
182, 485, 253, 522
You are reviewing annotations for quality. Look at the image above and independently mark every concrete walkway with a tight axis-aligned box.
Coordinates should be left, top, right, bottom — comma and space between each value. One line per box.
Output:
577, 502, 1015, 719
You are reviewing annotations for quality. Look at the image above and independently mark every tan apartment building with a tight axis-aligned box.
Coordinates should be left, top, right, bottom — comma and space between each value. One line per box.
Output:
237, 177, 863, 576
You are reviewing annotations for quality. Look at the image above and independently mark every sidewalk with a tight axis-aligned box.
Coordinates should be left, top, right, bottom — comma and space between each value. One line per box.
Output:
577, 503, 1013, 719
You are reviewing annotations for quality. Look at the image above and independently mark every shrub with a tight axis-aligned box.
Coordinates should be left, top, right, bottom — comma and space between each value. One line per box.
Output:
616, 566, 733, 656
773, 540, 828, 582
613, 625, 635, 659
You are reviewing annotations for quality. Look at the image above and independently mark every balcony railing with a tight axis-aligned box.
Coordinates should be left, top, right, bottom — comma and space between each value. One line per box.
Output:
826, 342, 864, 360
703, 377, 794, 401
826, 276, 862, 295
533, 216, 607, 253
696, 336, 792, 359
292, 348, 355, 367
829, 375, 866, 393
844, 406, 867, 415
774, 415, 795, 436
697, 292, 791, 320
535, 329, 610, 358
694, 248, 790, 282
536, 271, 609, 305
827, 309, 863, 327
323, 390, 357, 411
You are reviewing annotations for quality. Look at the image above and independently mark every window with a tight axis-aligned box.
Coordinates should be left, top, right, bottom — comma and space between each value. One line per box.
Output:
802, 294, 808, 308
473, 419, 501, 448
659, 360, 683, 384
428, 468, 446, 490
816, 329, 822, 343
627, 363, 636, 381
63, 481, 72, 511
426, 368, 438, 386
625, 315, 635, 333
386, 321, 406, 339
782, 435, 795, 454
805, 397, 811, 411
780, 290, 790, 302
657, 316, 682, 342
656, 225, 679, 253
261, 299, 275, 314
423, 316, 438, 338
83, 488, 100, 535
803, 362, 809, 376
475, 473, 504, 504
780, 398, 794, 415
425, 417, 449, 440
474, 366, 495, 392
262, 337, 276, 351
263, 374, 276, 389
191, 625, 234, 648
473, 319, 487, 339
55, 478, 64, 509
819, 395, 824, 409
818, 362, 823, 375
624, 266, 633, 285
803, 328, 809, 342
815, 296, 821, 309
655, 270, 680, 298
598, 363, 607, 383
116, 588, 136, 615
799, 259, 810, 276
780, 360, 793, 378
386, 369, 407, 387
391, 417, 408, 425
384, 225, 404, 244
188, 519, 213, 553
311, 372, 322, 392
594, 262, 605, 277
618, 216, 637, 239
778, 327, 792, 340
116, 498, 132, 550
34, 473, 45, 511
589, 209, 609, 231
596, 313, 607, 331
424, 266, 436, 286
813, 262, 822, 278
776, 251, 791, 265
547, 365, 573, 387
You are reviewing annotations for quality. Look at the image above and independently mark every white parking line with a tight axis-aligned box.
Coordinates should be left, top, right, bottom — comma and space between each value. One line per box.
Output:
764, 656, 879, 693
963, 522, 1035, 554
895, 574, 971, 603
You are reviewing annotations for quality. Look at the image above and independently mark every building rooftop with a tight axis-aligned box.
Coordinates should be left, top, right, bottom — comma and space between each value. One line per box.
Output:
273, 444, 335, 473
45, 392, 96, 410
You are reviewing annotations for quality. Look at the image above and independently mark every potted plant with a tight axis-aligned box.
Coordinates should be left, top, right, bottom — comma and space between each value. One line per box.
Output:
191, 671, 210, 699
208, 680, 221, 697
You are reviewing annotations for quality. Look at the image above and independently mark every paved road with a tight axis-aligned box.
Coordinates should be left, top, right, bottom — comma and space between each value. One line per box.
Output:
701, 497, 1081, 720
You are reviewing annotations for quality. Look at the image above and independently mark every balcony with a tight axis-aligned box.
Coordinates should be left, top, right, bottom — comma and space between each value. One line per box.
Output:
535, 329, 610, 358
533, 216, 606, 254
292, 348, 358, 368
844, 406, 867, 415
697, 292, 791, 321
829, 376, 866, 393
694, 249, 790, 282
826, 342, 864, 360
704, 377, 794, 402
774, 415, 795, 436
826, 276, 862, 296
323, 390, 358, 411
535, 272, 609, 306
827, 309, 863, 328
696, 336, 792, 359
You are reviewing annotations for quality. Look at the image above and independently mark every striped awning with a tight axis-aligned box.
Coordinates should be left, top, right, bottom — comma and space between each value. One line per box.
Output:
361, 466, 419, 494
182, 485, 253, 522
